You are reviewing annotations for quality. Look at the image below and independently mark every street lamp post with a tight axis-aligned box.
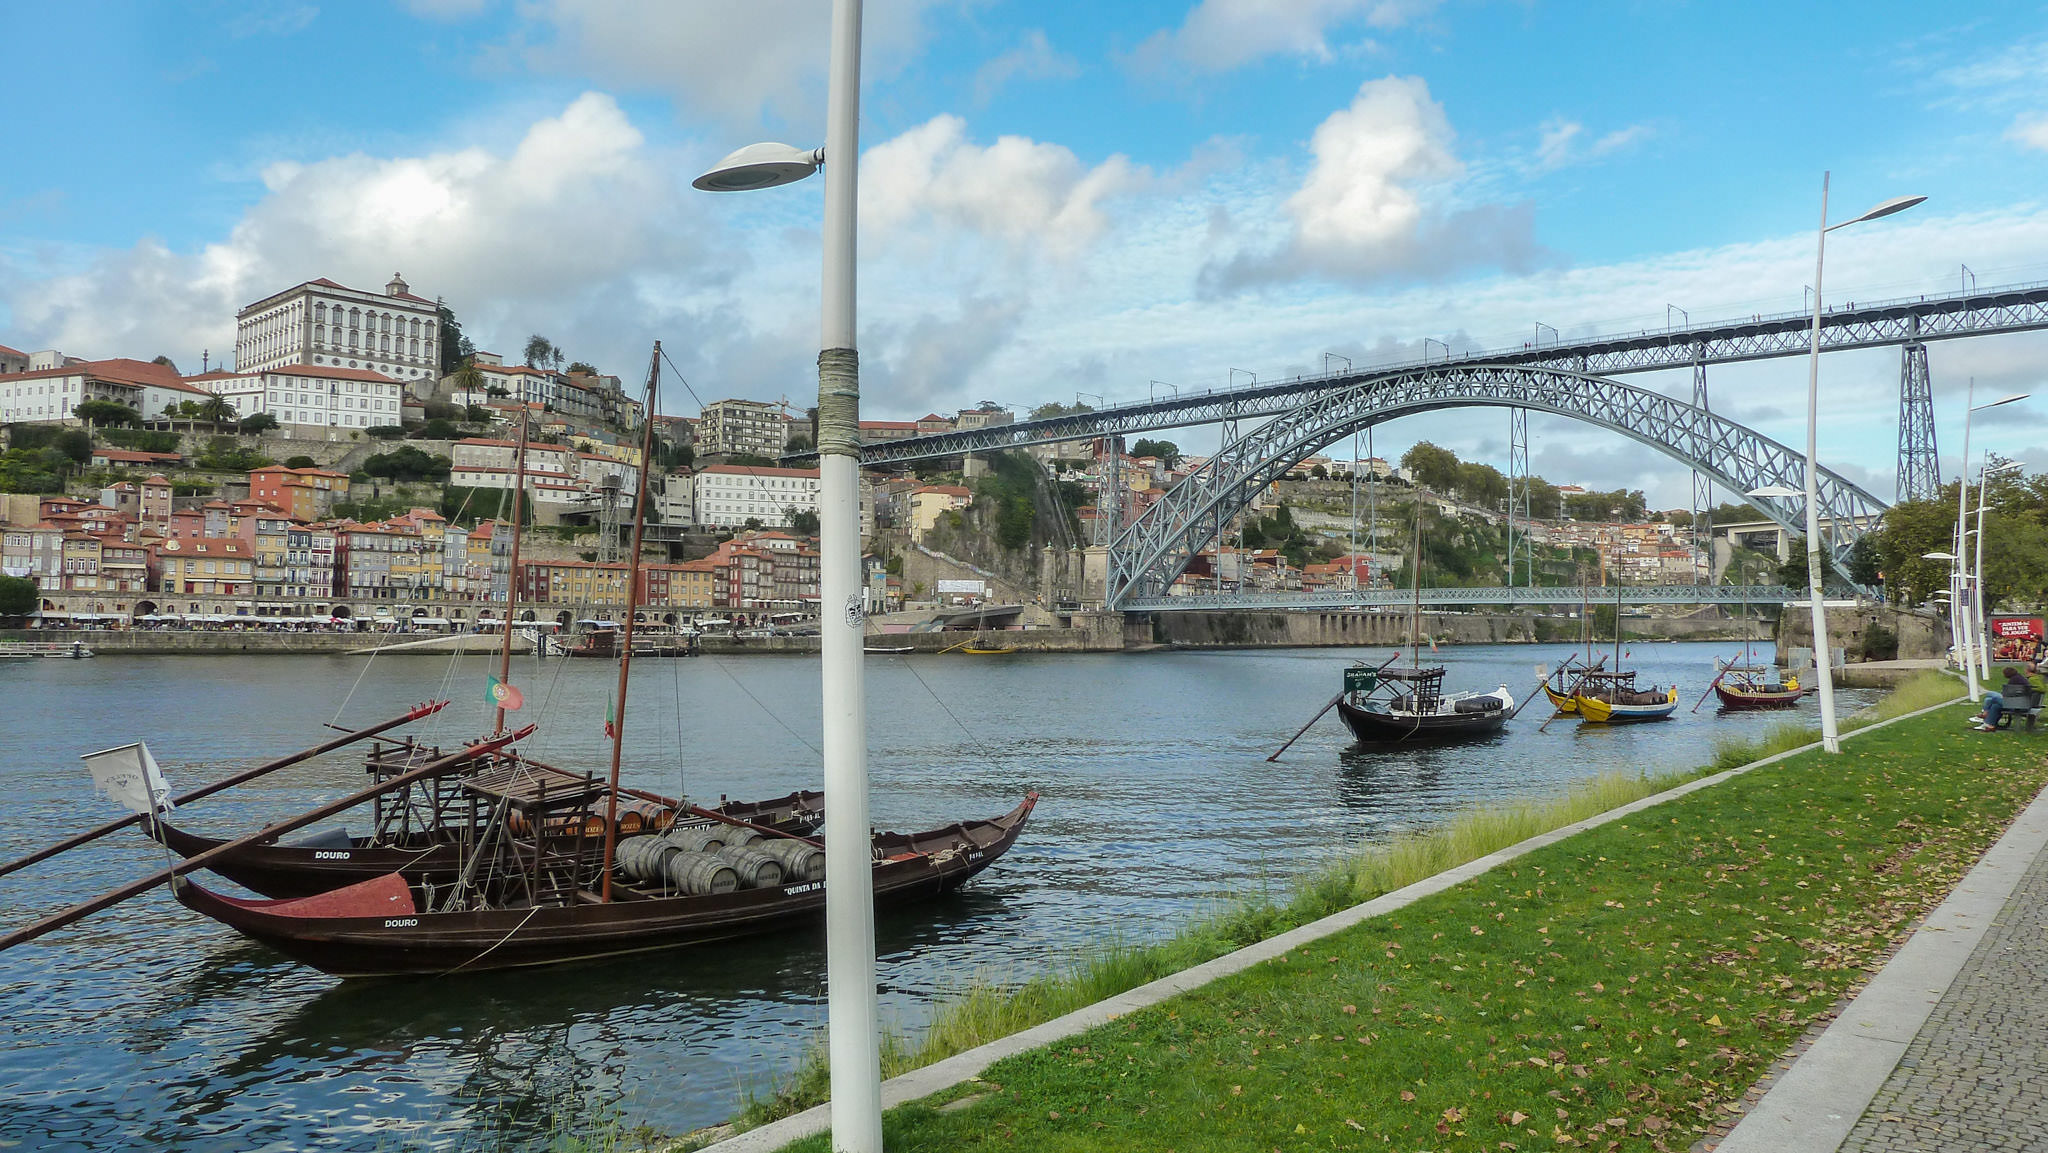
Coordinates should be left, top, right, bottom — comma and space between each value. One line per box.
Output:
1974, 458, 2023, 683
1948, 386, 2028, 693
1922, 548, 1968, 693
1797, 174, 1925, 754
692, 3, 881, 1149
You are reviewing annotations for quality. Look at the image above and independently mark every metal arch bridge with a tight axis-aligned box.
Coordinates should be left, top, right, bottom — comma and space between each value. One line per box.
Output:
1103, 363, 1889, 608
1131, 585, 1801, 611
854, 280, 2048, 467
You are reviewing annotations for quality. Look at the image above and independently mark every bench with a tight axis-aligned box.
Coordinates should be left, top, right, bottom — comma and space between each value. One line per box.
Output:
1994, 687, 2043, 732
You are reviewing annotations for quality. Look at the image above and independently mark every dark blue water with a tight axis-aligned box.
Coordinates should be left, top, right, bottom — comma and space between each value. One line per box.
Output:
0, 641, 1869, 1149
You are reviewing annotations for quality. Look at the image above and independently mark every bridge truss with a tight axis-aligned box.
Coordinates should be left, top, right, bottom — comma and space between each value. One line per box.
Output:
1102, 364, 1888, 609
1115, 584, 1799, 612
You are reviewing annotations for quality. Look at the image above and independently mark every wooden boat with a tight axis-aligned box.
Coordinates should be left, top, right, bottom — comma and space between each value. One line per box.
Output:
863, 644, 915, 654
1711, 665, 1807, 711
1540, 656, 1607, 714
170, 795, 1036, 978
1571, 671, 1678, 723
1337, 664, 1512, 743
153, 773, 826, 899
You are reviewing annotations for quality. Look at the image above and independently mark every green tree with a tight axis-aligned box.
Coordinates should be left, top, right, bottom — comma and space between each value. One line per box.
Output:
284, 454, 318, 469
786, 508, 820, 536
1029, 400, 1093, 419
1400, 441, 1461, 492
0, 574, 35, 618
74, 400, 140, 428
524, 334, 555, 367
1131, 438, 1181, 468
414, 418, 460, 440
151, 354, 180, 375
438, 302, 477, 375
784, 432, 815, 454
567, 361, 597, 375
196, 395, 237, 425
1777, 540, 1809, 590
1454, 460, 1508, 506
465, 405, 492, 423
362, 446, 451, 482
238, 413, 279, 434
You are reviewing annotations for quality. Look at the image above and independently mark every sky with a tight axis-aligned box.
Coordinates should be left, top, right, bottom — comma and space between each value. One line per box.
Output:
4, 0, 2048, 508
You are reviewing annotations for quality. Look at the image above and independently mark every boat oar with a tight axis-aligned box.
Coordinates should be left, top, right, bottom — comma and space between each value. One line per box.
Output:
0, 700, 451, 884
0, 724, 535, 956
1268, 693, 1343, 762
1506, 666, 1552, 721
1691, 650, 1743, 713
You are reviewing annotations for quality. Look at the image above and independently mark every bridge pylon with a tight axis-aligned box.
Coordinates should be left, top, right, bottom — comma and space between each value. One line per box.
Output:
1897, 341, 1941, 503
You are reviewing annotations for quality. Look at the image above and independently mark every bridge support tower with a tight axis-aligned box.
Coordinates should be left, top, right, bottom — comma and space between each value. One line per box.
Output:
1507, 408, 1530, 586
1691, 353, 1711, 583
1897, 340, 1940, 502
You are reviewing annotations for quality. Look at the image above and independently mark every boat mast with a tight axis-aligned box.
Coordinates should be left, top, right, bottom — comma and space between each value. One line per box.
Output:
598, 342, 662, 904
1409, 500, 1424, 668
494, 410, 532, 737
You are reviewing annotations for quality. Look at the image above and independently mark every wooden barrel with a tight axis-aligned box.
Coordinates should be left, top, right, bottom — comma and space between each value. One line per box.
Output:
720, 826, 764, 848
615, 836, 681, 884
665, 850, 739, 895
714, 844, 786, 889
663, 825, 726, 853
755, 838, 825, 882
614, 798, 678, 835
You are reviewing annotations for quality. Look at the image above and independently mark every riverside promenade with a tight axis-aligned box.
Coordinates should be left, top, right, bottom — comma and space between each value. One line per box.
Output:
1715, 766, 2048, 1153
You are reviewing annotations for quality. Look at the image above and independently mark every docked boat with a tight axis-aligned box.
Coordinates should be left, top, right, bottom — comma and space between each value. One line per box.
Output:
152, 767, 826, 900
1571, 670, 1678, 723
1337, 664, 1512, 743
1710, 664, 1807, 711
170, 795, 1034, 978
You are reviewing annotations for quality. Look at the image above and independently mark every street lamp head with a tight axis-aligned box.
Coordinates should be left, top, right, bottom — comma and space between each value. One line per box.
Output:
692, 142, 823, 192
1845, 193, 1927, 226
1969, 392, 2031, 412
1922, 551, 1958, 560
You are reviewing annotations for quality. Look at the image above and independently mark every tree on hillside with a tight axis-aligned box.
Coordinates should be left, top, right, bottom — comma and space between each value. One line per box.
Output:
1400, 441, 1460, 492
284, 454, 318, 469
1454, 460, 1507, 507
524, 334, 555, 368
74, 400, 140, 428
1131, 438, 1181, 468
151, 354, 180, 375
196, 396, 238, 425
786, 507, 820, 537
1029, 400, 1093, 419
238, 413, 279, 434
567, 361, 597, 376
438, 303, 476, 375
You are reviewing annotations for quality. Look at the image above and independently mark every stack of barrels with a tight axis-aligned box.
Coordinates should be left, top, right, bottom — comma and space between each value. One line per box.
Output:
614, 820, 826, 895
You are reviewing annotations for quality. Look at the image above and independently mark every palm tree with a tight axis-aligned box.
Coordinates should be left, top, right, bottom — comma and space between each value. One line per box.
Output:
197, 396, 238, 426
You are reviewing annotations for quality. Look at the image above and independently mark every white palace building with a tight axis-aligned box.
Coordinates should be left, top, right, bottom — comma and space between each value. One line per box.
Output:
235, 273, 441, 385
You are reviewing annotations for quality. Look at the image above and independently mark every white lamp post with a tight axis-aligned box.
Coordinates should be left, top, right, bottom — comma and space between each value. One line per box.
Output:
1922, 549, 1966, 690
1974, 457, 2024, 683
1794, 176, 1925, 753
1949, 386, 2028, 695
694, 3, 881, 1149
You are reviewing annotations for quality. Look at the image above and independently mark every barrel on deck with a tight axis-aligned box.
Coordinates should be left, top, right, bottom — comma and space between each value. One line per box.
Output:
663, 825, 727, 853
714, 844, 785, 888
755, 838, 825, 882
615, 836, 682, 884
666, 850, 740, 895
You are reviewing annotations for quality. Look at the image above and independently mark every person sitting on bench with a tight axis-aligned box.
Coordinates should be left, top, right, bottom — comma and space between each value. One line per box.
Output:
1976, 666, 2035, 732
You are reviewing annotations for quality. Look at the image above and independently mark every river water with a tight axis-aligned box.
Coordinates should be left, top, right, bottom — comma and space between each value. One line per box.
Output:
0, 642, 1872, 1150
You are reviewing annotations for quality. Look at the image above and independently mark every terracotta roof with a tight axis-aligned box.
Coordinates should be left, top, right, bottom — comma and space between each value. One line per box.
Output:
259, 362, 399, 384
0, 343, 27, 359
5, 357, 209, 394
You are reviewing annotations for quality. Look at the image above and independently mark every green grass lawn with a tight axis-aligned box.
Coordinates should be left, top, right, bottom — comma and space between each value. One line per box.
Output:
778, 703, 2045, 1152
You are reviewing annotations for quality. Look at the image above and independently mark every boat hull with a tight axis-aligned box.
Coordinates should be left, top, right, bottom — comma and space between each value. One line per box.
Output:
1574, 689, 1678, 723
172, 797, 1036, 978
1542, 684, 1578, 713
1712, 683, 1807, 710
1337, 691, 1511, 744
156, 790, 825, 899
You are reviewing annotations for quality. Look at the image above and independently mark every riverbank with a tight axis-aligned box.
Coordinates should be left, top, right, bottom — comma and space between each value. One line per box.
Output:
705, 674, 2048, 1153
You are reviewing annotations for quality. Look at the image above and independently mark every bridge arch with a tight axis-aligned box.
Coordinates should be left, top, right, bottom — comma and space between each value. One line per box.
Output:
1105, 363, 1888, 607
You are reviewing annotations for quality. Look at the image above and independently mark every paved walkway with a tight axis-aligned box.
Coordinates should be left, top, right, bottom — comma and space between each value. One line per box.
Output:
1838, 833, 2048, 1152
1716, 778, 2048, 1153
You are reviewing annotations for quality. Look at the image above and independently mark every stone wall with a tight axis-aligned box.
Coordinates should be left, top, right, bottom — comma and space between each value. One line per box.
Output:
1775, 602, 1948, 664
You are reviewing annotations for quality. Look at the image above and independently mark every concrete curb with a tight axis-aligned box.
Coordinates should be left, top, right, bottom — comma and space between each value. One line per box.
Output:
702, 692, 1969, 1153
1713, 742, 2048, 1153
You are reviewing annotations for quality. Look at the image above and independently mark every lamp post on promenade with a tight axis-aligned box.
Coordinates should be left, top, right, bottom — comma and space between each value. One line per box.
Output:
693, 3, 881, 1149
1974, 457, 2024, 683
1796, 174, 1924, 753
1948, 386, 2028, 693
1922, 549, 1969, 695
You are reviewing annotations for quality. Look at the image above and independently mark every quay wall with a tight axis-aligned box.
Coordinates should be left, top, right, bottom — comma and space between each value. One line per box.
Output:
1145, 609, 1759, 649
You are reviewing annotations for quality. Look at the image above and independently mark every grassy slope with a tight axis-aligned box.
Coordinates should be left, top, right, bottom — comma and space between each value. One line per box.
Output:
780, 696, 2044, 1151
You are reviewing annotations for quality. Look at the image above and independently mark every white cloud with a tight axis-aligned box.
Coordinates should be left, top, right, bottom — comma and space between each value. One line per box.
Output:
1203, 76, 1543, 290
1132, 0, 1436, 74
507, 0, 943, 131
2011, 114, 2048, 152
1535, 120, 1582, 171
1, 93, 700, 377
972, 29, 1080, 106
1533, 118, 1651, 172
861, 115, 1143, 259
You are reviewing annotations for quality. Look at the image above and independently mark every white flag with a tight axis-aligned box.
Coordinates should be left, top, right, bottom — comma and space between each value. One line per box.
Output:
81, 742, 176, 816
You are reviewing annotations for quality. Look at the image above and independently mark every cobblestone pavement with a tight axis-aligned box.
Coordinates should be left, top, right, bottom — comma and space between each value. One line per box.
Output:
1838, 837, 2048, 1153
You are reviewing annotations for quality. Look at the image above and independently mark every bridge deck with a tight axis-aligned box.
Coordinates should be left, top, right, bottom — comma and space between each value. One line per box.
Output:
1117, 585, 1806, 611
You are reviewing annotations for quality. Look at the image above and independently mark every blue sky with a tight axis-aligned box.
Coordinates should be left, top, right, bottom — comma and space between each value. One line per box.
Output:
4, 1, 2047, 506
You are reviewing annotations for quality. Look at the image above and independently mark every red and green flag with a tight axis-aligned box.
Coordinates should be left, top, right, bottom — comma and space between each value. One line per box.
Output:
604, 695, 617, 739
485, 675, 524, 711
